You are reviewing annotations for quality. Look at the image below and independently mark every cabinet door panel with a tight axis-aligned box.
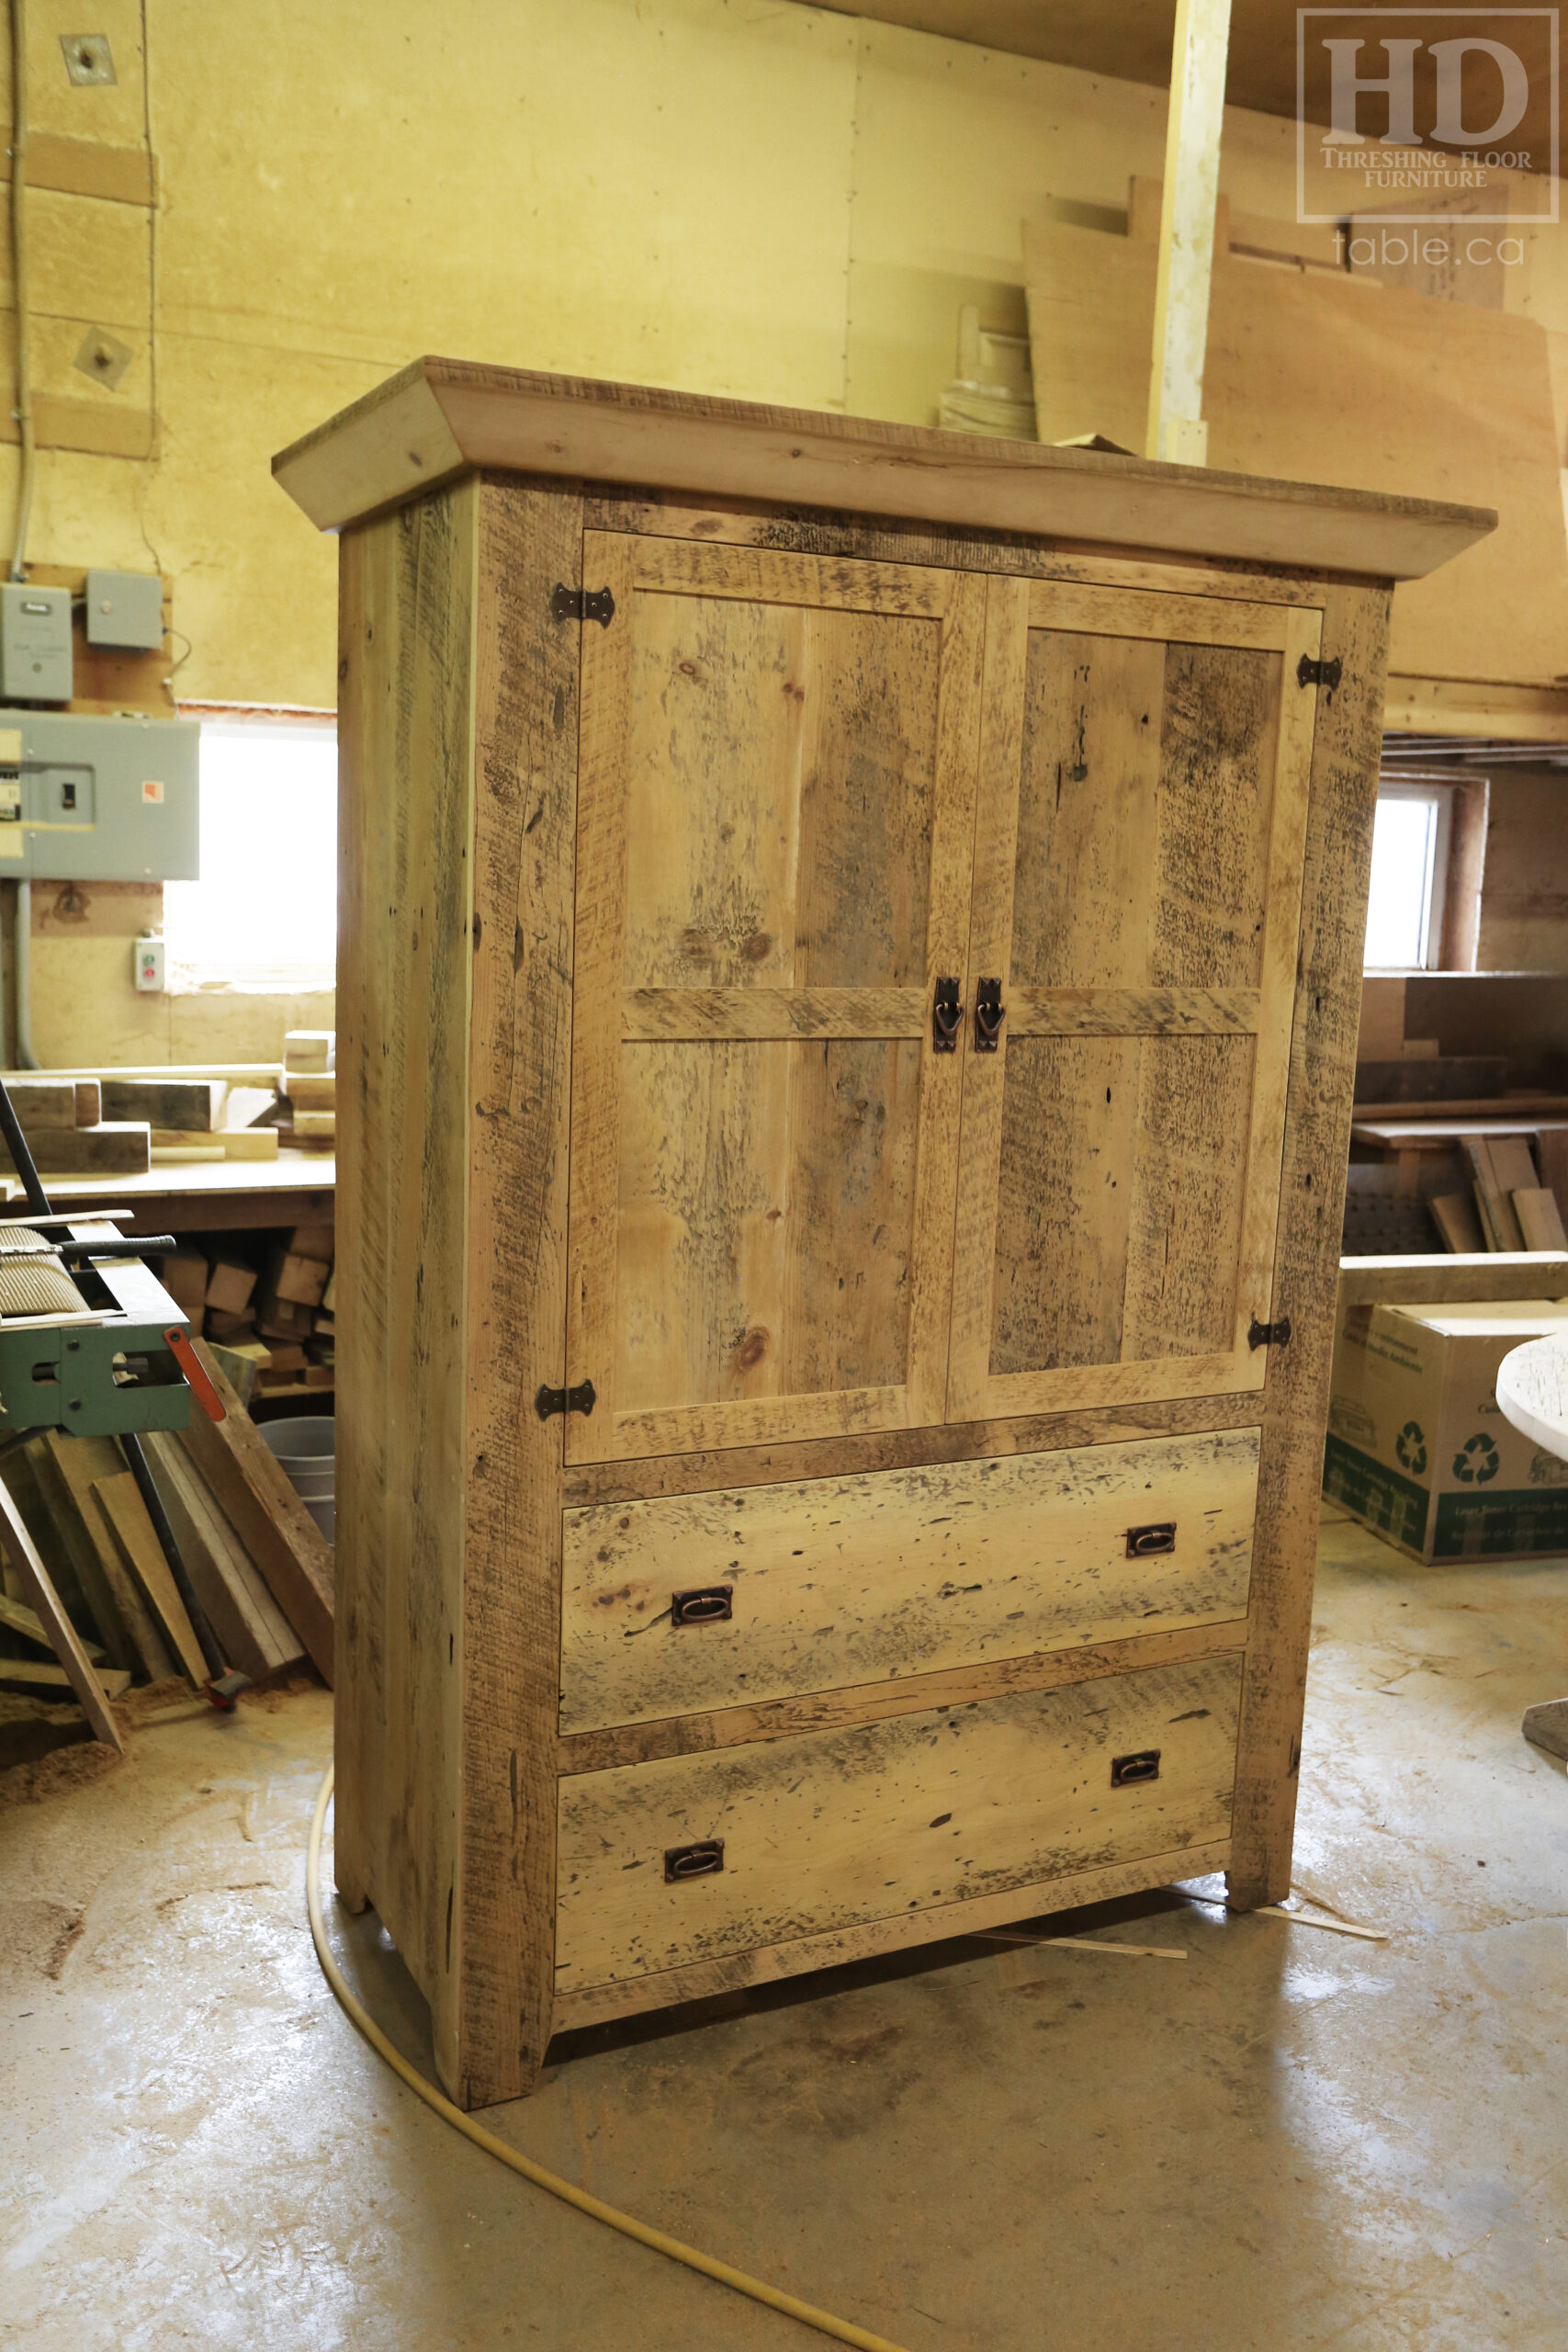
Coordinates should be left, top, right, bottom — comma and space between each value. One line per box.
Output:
568, 534, 984, 1462
950, 583, 1321, 1422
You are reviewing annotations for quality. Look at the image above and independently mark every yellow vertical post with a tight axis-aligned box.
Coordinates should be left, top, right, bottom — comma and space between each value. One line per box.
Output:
1145, 0, 1233, 466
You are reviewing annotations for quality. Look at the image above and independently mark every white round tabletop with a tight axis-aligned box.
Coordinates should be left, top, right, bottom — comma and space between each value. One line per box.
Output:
1495, 1334, 1568, 1464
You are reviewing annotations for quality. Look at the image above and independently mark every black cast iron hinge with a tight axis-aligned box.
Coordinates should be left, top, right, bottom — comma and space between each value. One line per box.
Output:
1248, 1315, 1292, 1351
536, 1377, 597, 1420
551, 582, 615, 627
1296, 652, 1342, 700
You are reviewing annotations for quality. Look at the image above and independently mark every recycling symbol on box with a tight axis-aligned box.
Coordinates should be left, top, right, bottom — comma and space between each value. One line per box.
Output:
1394, 1420, 1427, 1475
1452, 1432, 1500, 1486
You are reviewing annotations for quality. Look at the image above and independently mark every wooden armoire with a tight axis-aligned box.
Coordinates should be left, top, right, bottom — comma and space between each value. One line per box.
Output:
276, 362, 1487, 2109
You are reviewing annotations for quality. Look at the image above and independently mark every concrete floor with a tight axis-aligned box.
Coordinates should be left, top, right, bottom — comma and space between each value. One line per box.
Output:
2, 1509, 1565, 2352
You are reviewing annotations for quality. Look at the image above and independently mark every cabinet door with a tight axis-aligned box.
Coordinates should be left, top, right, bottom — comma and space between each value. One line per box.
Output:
948, 579, 1322, 1423
565, 532, 985, 1464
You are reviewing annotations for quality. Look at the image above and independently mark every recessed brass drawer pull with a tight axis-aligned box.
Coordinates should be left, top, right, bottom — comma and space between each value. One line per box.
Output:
1125, 1521, 1177, 1558
1110, 1749, 1160, 1789
664, 1838, 725, 1883
671, 1586, 734, 1628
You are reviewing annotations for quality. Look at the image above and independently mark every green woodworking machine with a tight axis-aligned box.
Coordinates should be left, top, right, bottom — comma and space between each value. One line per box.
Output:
0, 1213, 208, 1438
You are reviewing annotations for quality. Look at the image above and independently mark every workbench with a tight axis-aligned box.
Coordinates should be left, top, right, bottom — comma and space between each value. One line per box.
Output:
0, 1152, 335, 1237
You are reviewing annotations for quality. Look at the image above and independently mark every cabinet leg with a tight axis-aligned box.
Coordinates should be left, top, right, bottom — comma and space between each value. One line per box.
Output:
333, 1866, 371, 1916
1224, 1859, 1291, 1912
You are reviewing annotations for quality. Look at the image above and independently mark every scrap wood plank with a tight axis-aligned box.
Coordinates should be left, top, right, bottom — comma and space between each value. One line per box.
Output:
1023, 204, 1568, 688
141, 1430, 306, 1682
0, 1475, 125, 1749
33, 1432, 175, 1679
1339, 1251, 1568, 1306
1431, 1193, 1485, 1255
92, 1471, 206, 1687
175, 1341, 333, 1683
1515, 1187, 1568, 1253
0, 1588, 105, 1660
0, 1657, 131, 1698
1464, 1137, 1523, 1252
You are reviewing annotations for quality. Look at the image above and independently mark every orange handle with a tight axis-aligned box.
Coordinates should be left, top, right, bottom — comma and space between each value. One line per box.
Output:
165, 1326, 226, 1421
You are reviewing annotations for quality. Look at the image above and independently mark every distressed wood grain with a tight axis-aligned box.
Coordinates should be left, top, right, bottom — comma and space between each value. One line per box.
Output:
622, 987, 926, 1039
580, 491, 1338, 605
1007, 987, 1260, 1035
334, 492, 476, 2076
560, 1427, 1258, 1732
556, 1654, 1243, 1993
457, 475, 585, 2105
1227, 582, 1393, 1909
561, 1389, 1267, 1508
550, 1832, 1234, 2030
557, 1617, 1248, 1773
565, 537, 982, 1463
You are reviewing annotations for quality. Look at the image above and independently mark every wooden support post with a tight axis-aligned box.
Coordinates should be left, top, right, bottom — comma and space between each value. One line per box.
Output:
0, 1472, 126, 1753
1146, 0, 1233, 465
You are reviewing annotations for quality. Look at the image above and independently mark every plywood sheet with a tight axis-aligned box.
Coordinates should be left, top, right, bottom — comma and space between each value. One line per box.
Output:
1023, 217, 1567, 686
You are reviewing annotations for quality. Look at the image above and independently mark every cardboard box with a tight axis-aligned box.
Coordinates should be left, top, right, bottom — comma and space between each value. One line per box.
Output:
1324, 1294, 1568, 1562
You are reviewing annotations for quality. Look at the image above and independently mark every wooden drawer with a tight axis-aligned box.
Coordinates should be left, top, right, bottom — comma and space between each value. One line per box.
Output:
556, 1652, 1241, 1993
559, 1428, 1257, 1733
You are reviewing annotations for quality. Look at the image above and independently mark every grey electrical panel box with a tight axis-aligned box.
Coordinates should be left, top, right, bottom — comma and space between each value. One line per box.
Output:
0, 709, 198, 879
85, 569, 164, 652
0, 584, 73, 703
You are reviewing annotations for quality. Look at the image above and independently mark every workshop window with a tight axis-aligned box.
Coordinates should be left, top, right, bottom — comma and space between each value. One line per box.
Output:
1363, 782, 1451, 970
164, 718, 337, 988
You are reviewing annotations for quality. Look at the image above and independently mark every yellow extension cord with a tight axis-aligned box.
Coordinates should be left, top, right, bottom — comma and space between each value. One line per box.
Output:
307, 1765, 914, 2352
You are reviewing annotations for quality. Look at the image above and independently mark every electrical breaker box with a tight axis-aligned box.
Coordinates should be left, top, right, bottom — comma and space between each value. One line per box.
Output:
0, 709, 199, 879
0, 583, 73, 703
85, 569, 165, 652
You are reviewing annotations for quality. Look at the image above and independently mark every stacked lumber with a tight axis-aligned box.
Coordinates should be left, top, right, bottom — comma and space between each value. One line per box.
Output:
1433, 1136, 1568, 1255
119, 1073, 281, 1165
156, 1211, 335, 1400
280, 1030, 335, 1147
1, 1343, 335, 1702
0, 1073, 151, 1176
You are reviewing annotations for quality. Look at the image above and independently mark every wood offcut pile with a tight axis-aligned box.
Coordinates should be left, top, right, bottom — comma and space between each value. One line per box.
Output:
0, 1031, 335, 1180
1432, 1135, 1568, 1256
0, 1344, 333, 1715
157, 1208, 335, 1405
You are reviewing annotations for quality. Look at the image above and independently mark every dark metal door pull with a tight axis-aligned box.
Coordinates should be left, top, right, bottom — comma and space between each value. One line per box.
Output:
664, 1839, 725, 1883
932, 977, 962, 1053
975, 978, 1005, 1051
671, 1587, 734, 1628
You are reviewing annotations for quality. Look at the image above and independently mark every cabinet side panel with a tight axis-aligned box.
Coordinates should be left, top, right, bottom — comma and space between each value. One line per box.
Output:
1228, 580, 1391, 1905
460, 477, 582, 2108
335, 491, 478, 2048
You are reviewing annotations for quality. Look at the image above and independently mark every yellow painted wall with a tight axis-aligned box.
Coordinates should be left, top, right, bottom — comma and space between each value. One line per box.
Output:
12, 0, 1568, 1061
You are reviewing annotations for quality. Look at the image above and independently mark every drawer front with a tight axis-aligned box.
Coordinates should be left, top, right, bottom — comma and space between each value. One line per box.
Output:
559, 1428, 1257, 1733
556, 1653, 1242, 1993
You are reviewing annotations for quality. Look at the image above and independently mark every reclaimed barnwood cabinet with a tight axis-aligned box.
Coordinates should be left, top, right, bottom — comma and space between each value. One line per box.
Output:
276, 363, 1487, 2109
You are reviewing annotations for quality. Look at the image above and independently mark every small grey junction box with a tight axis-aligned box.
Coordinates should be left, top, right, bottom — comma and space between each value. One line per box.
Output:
0, 708, 198, 878
85, 569, 165, 652
0, 584, 73, 702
